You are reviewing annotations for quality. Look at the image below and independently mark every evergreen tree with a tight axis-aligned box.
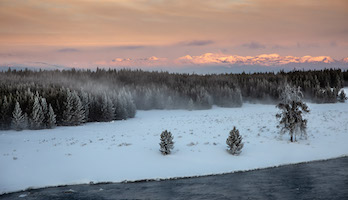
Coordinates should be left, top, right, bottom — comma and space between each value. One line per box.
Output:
338, 90, 347, 102
0, 67, 346, 129
11, 101, 27, 131
226, 126, 244, 155
124, 91, 136, 118
101, 93, 114, 121
47, 104, 56, 128
40, 97, 48, 128
70, 91, 86, 125
63, 89, 85, 125
159, 130, 174, 155
62, 89, 73, 124
80, 91, 90, 121
276, 84, 310, 142
23, 113, 29, 129
30, 96, 45, 129
233, 89, 243, 107
41, 98, 48, 116
0, 96, 10, 129
114, 94, 128, 120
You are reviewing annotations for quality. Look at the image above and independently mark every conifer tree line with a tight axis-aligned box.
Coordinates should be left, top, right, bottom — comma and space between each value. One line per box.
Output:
0, 81, 136, 130
0, 68, 346, 130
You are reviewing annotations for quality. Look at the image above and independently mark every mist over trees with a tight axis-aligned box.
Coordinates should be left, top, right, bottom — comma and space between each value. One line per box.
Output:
0, 68, 346, 130
0, 70, 137, 130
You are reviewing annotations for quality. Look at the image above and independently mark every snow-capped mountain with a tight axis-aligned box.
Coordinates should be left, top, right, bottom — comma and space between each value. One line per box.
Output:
177, 53, 340, 66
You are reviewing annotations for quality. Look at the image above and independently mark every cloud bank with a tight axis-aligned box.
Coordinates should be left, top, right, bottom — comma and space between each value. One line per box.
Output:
93, 53, 346, 68
177, 53, 337, 66
95, 56, 167, 67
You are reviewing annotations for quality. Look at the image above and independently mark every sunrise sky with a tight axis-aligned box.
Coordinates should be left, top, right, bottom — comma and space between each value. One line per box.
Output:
0, 0, 347, 70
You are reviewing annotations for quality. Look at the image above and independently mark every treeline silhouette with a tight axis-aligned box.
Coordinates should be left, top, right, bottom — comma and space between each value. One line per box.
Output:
0, 68, 346, 130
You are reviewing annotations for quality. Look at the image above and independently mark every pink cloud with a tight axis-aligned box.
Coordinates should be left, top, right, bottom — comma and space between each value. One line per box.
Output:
95, 56, 167, 67
177, 53, 336, 66
93, 53, 345, 68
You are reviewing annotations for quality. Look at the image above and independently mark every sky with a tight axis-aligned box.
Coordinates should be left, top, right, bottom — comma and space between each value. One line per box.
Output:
0, 0, 347, 70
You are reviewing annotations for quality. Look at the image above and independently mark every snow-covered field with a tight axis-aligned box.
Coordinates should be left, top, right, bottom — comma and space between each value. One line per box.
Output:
1, 91, 348, 194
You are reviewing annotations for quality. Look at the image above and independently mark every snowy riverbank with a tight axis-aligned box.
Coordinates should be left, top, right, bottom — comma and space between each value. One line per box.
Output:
1, 98, 348, 194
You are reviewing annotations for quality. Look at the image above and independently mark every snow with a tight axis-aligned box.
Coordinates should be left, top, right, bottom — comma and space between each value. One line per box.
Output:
18, 194, 27, 198
1, 93, 348, 194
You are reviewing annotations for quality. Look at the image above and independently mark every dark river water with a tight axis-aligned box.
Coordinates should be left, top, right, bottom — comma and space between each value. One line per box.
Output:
1, 156, 348, 200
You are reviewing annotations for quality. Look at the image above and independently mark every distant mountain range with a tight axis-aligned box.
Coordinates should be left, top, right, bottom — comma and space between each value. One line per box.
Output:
177, 53, 348, 67
0, 62, 69, 72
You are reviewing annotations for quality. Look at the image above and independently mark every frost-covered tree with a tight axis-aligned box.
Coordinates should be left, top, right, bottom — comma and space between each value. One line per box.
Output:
63, 89, 85, 126
114, 94, 128, 120
47, 104, 56, 128
30, 96, 45, 129
226, 126, 244, 155
101, 93, 114, 121
40, 97, 48, 128
11, 101, 28, 131
1, 67, 346, 129
338, 90, 347, 103
276, 84, 310, 142
124, 91, 136, 118
62, 89, 73, 124
159, 130, 174, 155
0, 96, 10, 129
41, 98, 48, 116
80, 91, 90, 121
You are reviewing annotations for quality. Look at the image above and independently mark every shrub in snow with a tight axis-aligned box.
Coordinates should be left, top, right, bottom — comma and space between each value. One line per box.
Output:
226, 126, 244, 155
338, 90, 347, 103
276, 84, 310, 142
159, 130, 174, 155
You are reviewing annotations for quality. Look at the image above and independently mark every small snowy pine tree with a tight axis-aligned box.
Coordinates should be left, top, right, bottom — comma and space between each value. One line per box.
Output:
30, 96, 45, 129
338, 90, 347, 102
159, 130, 174, 155
226, 126, 244, 155
11, 101, 27, 131
40, 97, 48, 128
